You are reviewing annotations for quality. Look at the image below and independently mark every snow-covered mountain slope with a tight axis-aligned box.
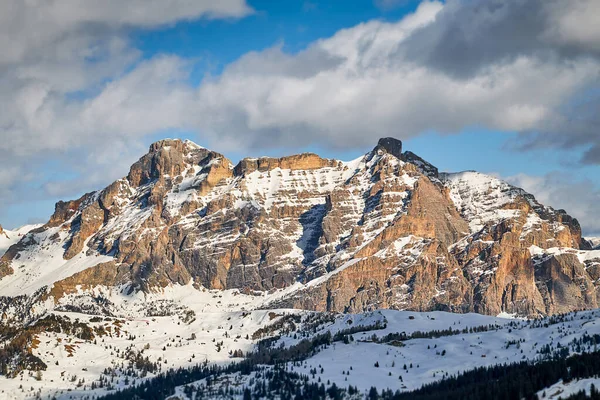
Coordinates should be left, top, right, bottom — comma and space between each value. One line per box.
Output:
442, 170, 582, 247
0, 224, 40, 257
442, 171, 525, 233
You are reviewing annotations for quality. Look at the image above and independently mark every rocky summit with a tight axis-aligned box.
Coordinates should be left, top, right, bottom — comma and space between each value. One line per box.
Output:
1, 137, 599, 318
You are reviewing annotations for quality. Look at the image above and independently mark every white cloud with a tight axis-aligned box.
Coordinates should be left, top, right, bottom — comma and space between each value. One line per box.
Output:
185, 1, 599, 153
1, 0, 600, 228
0, 54, 199, 208
0, 0, 252, 65
0, 0, 253, 218
544, 0, 600, 52
11, 0, 589, 157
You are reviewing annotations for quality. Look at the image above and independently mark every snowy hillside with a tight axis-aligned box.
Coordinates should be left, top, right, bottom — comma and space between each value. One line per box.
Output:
0, 224, 40, 257
537, 379, 600, 400
163, 306, 600, 399
2, 281, 600, 399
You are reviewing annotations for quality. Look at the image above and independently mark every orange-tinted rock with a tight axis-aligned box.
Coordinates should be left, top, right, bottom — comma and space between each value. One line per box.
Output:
46, 196, 88, 228
49, 262, 128, 300
234, 153, 338, 176
63, 200, 105, 260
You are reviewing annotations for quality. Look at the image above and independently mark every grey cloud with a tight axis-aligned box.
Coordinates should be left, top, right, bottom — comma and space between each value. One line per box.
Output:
399, 0, 600, 79
188, 1, 598, 154
583, 144, 600, 165
0, 0, 253, 65
507, 88, 600, 163
395, 0, 600, 164
226, 45, 345, 79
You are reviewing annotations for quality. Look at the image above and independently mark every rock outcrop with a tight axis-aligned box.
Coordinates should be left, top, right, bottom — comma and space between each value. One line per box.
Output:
0, 138, 597, 318
234, 153, 338, 176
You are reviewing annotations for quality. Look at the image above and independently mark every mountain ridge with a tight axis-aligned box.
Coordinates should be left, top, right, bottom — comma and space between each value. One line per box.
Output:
1, 137, 598, 318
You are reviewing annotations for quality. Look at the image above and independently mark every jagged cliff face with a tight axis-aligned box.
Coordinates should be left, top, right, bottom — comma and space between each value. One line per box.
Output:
0, 138, 597, 317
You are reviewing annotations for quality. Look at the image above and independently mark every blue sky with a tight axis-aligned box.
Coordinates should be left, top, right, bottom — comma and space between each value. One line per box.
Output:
134, 0, 422, 68
0, 0, 599, 234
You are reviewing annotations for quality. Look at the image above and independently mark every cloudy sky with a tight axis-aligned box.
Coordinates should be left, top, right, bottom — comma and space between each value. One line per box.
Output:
0, 0, 599, 235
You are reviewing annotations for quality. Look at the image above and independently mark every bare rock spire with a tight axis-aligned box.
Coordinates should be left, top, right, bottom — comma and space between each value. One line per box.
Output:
375, 137, 403, 158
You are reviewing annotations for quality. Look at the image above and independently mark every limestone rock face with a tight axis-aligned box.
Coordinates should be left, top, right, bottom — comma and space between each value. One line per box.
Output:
128, 139, 196, 187
47, 197, 87, 228
0, 261, 12, 281
1, 138, 598, 318
534, 253, 597, 315
234, 153, 338, 176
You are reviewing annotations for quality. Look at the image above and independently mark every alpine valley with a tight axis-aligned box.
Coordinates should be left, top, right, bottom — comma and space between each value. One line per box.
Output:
2, 137, 600, 400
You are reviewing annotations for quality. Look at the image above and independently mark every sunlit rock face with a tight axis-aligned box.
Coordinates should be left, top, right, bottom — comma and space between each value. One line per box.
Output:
0, 137, 596, 318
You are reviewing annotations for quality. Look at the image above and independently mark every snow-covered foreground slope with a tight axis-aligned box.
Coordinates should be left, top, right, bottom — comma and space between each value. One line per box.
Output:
0, 284, 284, 399
167, 306, 600, 399
4, 283, 600, 400
537, 378, 600, 399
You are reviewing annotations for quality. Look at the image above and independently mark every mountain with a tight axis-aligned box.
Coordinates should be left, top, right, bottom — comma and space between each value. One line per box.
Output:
587, 237, 600, 250
1, 137, 598, 319
3, 137, 600, 399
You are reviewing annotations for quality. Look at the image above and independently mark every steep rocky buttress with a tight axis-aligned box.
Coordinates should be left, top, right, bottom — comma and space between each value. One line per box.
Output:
1, 137, 598, 318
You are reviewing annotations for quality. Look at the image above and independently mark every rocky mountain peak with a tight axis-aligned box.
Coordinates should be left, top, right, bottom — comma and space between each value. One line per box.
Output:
127, 138, 228, 188
401, 151, 439, 178
148, 138, 204, 153
375, 137, 403, 158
